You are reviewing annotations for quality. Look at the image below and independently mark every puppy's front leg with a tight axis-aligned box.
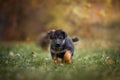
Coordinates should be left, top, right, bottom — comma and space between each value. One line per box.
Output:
51, 54, 58, 64
63, 50, 72, 64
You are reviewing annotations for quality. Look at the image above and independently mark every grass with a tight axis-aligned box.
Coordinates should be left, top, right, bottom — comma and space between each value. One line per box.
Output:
0, 42, 120, 80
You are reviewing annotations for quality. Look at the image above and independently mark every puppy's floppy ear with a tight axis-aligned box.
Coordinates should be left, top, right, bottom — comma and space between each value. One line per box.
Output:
48, 31, 52, 39
48, 29, 55, 39
61, 30, 67, 38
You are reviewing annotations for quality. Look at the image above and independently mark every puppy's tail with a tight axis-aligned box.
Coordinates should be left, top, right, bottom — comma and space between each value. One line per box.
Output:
72, 37, 79, 42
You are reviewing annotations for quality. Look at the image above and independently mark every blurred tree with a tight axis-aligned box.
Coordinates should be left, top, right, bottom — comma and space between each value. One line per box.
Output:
0, 0, 56, 41
0, 0, 28, 41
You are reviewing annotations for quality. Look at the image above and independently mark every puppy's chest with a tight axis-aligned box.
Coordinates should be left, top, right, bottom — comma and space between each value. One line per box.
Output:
51, 48, 66, 54
51, 48, 66, 58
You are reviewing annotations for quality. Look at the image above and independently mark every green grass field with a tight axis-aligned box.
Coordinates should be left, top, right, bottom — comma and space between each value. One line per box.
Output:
0, 42, 120, 80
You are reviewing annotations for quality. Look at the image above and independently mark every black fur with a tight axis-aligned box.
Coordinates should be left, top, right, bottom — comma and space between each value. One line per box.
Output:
48, 29, 74, 60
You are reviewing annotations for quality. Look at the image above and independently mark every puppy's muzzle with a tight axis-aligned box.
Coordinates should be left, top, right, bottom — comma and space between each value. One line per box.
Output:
55, 43, 60, 47
55, 39, 61, 47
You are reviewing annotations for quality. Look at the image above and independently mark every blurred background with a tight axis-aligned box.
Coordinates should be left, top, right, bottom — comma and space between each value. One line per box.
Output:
0, 0, 120, 47
0, 1, 120, 80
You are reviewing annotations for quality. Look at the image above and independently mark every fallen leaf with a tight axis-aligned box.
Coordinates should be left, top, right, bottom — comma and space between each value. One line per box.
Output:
106, 58, 114, 64
9, 51, 14, 57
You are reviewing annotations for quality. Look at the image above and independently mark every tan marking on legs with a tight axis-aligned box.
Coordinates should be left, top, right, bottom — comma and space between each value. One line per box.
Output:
52, 55, 58, 64
64, 50, 72, 64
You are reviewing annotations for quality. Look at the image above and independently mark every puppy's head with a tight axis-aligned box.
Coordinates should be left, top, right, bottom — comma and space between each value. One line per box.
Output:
48, 29, 67, 49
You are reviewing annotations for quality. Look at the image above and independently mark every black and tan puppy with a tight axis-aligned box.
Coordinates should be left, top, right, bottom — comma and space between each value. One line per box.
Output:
48, 29, 78, 64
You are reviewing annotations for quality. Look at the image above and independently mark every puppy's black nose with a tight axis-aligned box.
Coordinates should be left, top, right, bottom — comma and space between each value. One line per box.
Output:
55, 43, 60, 47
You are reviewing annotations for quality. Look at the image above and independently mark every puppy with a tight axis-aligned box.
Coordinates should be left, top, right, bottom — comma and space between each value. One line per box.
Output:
48, 29, 78, 64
